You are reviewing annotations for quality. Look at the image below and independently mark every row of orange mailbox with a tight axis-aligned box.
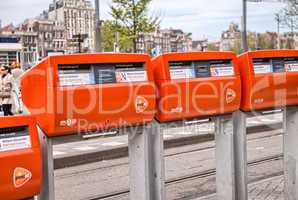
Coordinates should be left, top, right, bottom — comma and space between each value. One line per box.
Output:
1, 50, 298, 199
22, 49, 298, 136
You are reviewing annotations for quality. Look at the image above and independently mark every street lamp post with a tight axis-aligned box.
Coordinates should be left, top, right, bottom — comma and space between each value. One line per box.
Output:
275, 13, 281, 49
242, 0, 249, 52
242, 0, 285, 52
94, 0, 102, 52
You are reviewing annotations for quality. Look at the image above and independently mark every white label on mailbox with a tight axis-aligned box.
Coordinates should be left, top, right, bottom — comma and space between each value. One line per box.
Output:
254, 64, 272, 74
0, 135, 31, 152
170, 68, 195, 80
285, 63, 298, 72
210, 66, 234, 77
59, 72, 93, 86
116, 70, 147, 83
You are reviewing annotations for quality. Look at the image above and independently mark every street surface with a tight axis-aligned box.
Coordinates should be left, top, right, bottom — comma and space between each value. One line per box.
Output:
54, 127, 284, 200
198, 176, 284, 200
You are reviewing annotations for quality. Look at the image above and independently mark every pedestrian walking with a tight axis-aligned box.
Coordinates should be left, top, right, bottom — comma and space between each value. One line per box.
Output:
11, 61, 24, 90
0, 65, 14, 116
10, 62, 24, 114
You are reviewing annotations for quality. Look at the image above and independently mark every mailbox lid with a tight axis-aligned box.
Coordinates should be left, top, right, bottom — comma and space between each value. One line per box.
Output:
238, 50, 298, 111
0, 116, 42, 199
50, 53, 155, 87
152, 52, 241, 122
46, 53, 155, 136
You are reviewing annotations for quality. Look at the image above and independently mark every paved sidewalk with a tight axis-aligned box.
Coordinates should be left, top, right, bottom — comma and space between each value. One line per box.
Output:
198, 176, 284, 200
249, 176, 284, 200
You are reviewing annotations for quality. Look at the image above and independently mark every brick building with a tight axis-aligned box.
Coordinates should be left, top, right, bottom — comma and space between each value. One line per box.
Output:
48, 0, 95, 53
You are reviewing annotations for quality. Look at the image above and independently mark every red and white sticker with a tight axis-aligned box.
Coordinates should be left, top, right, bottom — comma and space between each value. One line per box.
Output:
135, 96, 149, 113
116, 70, 147, 83
285, 63, 298, 72
13, 167, 32, 188
210, 66, 234, 77
226, 88, 236, 104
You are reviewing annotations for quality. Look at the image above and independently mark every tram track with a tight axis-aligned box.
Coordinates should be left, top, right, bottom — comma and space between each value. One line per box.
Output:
55, 126, 283, 200
56, 131, 282, 180
86, 154, 283, 200
54, 121, 283, 169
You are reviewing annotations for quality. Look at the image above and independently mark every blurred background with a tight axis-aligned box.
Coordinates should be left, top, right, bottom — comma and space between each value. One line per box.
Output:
0, 0, 296, 69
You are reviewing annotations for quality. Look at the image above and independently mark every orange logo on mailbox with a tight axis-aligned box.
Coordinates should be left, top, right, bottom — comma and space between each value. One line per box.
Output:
135, 96, 149, 113
13, 167, 32, 188
226, 88, 236, 104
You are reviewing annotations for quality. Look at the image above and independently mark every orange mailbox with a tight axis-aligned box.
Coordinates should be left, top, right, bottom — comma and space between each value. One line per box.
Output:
0, 116, 41, 200
152, 52, 241, 122
238, 50, 298, 111
21, 53, 156, 137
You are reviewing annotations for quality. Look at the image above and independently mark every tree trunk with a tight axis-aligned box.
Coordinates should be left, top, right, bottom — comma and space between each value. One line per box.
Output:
133, 39, 137, 53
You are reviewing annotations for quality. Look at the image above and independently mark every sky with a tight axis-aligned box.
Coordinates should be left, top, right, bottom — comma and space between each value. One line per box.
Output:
0, 0, 289, 41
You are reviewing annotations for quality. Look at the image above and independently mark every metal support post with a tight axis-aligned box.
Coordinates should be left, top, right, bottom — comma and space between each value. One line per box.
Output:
149, 121, 166, 200
94, 0, 102, 52
37, 128, 55, 200
128, 122, 165, 200
284, 106, 298, 200
214, 114, 236, 200
233, 110, 248, 200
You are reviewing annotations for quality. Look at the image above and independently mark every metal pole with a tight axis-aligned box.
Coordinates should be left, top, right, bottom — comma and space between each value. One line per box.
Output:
128, 128, 150, 200
128, 123, 165, 200
94, 0, 102, 52
214, 114, 236, 200
276, 14, 281, 49
37, 128, 55, 200
242, 0, 249, 52
149, 121, 166, 200
78, 34, 81, 53
233, 110, 248, 200
284, 106, 298, 200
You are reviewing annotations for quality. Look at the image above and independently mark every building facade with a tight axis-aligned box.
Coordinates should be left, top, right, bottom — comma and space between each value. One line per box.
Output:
0, 35, 22, 66
279, 32, 298, 50
1, 23, 38, 53
48, 0, 95, 53
0, 21, 54, 66
220, 23, 241, 51
136, 27, 192, 54
192, 39, 208, 52
220, 22, 298, 52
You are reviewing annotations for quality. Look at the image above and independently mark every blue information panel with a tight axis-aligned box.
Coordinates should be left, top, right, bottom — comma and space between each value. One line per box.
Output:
169, 60, 234, 80
58, 62, 147, 86
253, 57, 298, 74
